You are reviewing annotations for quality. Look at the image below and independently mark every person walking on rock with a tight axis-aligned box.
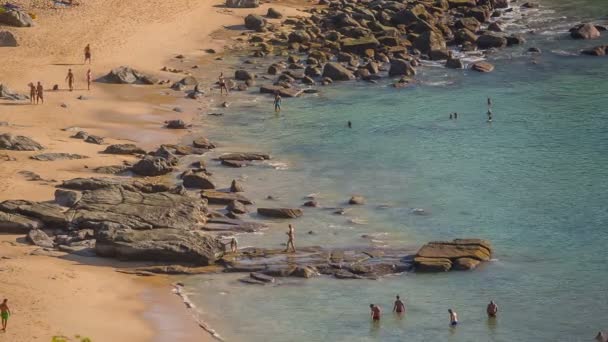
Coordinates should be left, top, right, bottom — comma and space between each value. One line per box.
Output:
36, 82, 44, 104
84, 44, 91, 64
1, 298, 11, 332
66, 69, 74, 91
285, 224, 296, 253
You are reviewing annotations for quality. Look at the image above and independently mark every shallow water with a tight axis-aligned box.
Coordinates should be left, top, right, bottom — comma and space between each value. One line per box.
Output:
183, 1, 608, 341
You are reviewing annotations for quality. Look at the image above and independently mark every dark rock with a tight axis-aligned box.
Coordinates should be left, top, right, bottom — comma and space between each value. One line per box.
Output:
471, 61, 495, 72
0, 9, 34, 27
0, 211, 43, 233
235, 69, 255, 81
581, 45, 607, 56
456, 17, 481, 32
221, 159, 249, 168
0, 133, 43, 151
227, 200, 247, 214
30, 153, 88, 161
131, 156, 174, 176
59, 177, 124, 191
257, 208, 303, 219
230, 180, 244, 193
165, 120, 188, 129
303, 200, 318, 207
27, 229, 54, 248
101, 66, 158, 84
446, 57, 464, 69
0, 200, 67, 228
0, 31, 18, 47
259, 85, 303, 97
95, 228, 223, 265
192, 137, 216, 149
250, 272, 275, 283
527, 47, 542, 53
94, 165, 130, 175
218, 152, 270, 161
288, 30, 311, 44
388, 59, 416, 77
322, 62, 356, 81
72, 131, 89, 139
103, 144, 146, 155
85, 135, 104, 145
570, 23, 601, 40
413, 30, 448, 60
266, 7, 282, 19
488, 22, 503, 32
506, 34, 526, 46
54, 189, 82, 207
182, 171, 216, 189
226, 0, 259, 8
476, 33, 508, 49
340, 36, 380, 55
348, 195, 365, 205
292, 266, 318, 278
245, 14, 266, 31
202, 190, 253, 205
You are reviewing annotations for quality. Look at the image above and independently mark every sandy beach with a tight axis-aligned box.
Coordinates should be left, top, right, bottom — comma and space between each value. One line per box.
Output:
0, 0, 306, 340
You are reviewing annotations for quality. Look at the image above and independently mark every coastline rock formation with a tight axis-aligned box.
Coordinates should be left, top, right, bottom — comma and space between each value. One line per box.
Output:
226, 0, 259, 8
0, 9, 34, 27
0, 31, 18, 47
101, 66, 158, 84
0, 133, 43, 151
414, 239, 492, 272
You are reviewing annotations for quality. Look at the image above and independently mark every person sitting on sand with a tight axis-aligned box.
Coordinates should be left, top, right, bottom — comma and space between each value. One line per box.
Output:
218, 73, 228, 95
230, 237, 238, 253
370, 304, 381, 321
28, 83, 36, 104
36, 82, 44, 104
448, 308, 458, 326
86, 69, 92, 91
1, 298, 10, 332
274, 92, 282, 113
393, 295, 406, 315
84, 44, 91, 64
487, 300, 498, 318
66, 69, 74, 91
285, 224, 295, 253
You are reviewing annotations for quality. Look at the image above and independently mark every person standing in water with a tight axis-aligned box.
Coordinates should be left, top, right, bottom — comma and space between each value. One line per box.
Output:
66, 69, 74, 91
448, 309, 458, 326
370, 304, 381, 321
84, 44, 91, 64
36, 82, 44, 104
454, 112, 458, 119
486, 300, 498, 318
1, 299, 10, 332
449, 113, 453, 120
86, 69, 92, 91
487, 97, 492, 109
218, 73, 229, 95
487, 109, 493, 122
28, 83, 36, 104
274, 92, 282, 113
392, 295, 406, 315
285, 224, 295, 253
347, 120, 352, 128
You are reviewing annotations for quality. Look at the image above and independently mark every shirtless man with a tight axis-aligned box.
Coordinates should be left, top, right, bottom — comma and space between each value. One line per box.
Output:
36, 82, 44, 104
86, 69, 92, 91
1, 299, 10, 332
448, 308, 458, 326
218, 73, 228, 95
392, 295, 405, 315
230, 237, 238, 253
370, 304, 381, 321
84, 44, 91, 64
285, 224, 296, 253
486, 300, 498, 318
66, 69, 74, 91
28, 83, 36, 104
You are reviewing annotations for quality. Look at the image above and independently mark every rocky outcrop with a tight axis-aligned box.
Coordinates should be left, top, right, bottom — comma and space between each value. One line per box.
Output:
471, 61, 495, 72
0, 83, 27, 100
95, 227, 224, 265
182, 171, 215, 189
0, 200, 67, 228
226, 0, 259, 8
218, 152, 270, 161
131, 156, 174, 176
570, 23, 601, 40
201, 190, 253, 205
266, 7, 282, 19
101, 66, 158, 84
0, 31, 18, 47
413, 30, 448, 60
414, 239, 492, 272
476, 33, 508, 49
257, 208, 303, 219
0, 9, 34, 27
0, 211, 43, 233
103, 144, 146, 155
0, 133, 43, 151
27, 229, 54, 248
322, 62, 356, 81
245, 14, 266, 31
30, 153, 88, 161
259, 85, 303, 97
54, 189, 82, 207
581, 45, 607, 56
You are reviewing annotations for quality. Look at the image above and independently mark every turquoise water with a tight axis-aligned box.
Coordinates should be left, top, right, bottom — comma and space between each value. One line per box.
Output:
184, 2, 608, 341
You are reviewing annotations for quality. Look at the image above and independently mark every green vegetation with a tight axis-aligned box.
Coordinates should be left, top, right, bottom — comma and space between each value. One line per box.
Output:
51, 336, 91, 342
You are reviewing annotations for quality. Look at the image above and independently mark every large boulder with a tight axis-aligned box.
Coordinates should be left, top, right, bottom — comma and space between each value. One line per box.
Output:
0, 211, 43, 233
476, 33, 508, 49
201, 190, 253, 205
0, 133, 43, 151
27, 229, 54, 248
259, 85, 303, 98
95, 228, 224, 265
54, 189, 82, 207
182, 171, 216, 189
101, 66, 158, 84
413, 30, 448, 60
570, 23, 601, 40
266, 7, 282, 19
471, 61, 495, 72
0, 9, 34, 27
414, 239, 492, 272
226, 0, 259, 8
218, 152, 270, 161
322, 62, 356, 81
388, 59, 416, 77
0, 31, 18, 47
103, 144, 146, 155
131, 156, 174, 176
340, 36, 380, 55
0, 200, 67, 228
257, 208, 303, 219
235, 69, 255, 81
245, 14, 266, 31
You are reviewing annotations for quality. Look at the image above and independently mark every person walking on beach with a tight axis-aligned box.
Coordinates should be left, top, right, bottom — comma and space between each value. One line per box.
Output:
84, 44, 91, 64
486, 300, 498, 318
36, 82, 44, 104
370, 304, 381, 321
392, 295, 406, 315
28, 83, 36, 104
86, 69, 92, 91
66, 69, 74, 91
274, 92, 282, 113
230, 237, 238, 253
448, 309, 458, 326
285, 224, 296, 253
218, 73, 228, 95
1, 299, 10, 332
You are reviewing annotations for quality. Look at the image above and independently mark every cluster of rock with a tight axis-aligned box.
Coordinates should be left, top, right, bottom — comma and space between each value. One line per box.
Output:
0, 83, 28, 101
232, 0, 535, 95
414, 239, 492, 272
0, 7, 34, 27
100, 66, 159, 85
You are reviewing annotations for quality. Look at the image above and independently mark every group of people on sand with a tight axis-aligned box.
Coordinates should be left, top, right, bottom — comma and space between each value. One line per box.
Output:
369, 298, 499, 326
28, 44, 93, 104
0, 299, 10, 333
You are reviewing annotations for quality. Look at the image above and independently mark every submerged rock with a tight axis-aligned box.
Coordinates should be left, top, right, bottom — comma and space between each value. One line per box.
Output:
471, 61, 495, 73
218, 152, 270, 161
202, 190, 253, 205
257, 208, 303, 219
570, 23, 601, 40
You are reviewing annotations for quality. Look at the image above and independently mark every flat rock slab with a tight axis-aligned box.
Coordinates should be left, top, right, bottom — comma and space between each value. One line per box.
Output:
0, 133, 43, 151
257, 208, 303, 219
414, 239, 492, 272
221, 159, 249, 168
201, 190, 253, 205
218, 152, 270, 161
259, 85, 304, 98
30, 153, 88, 161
